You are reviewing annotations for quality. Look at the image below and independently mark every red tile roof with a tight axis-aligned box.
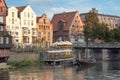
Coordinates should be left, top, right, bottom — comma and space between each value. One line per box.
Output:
16, 6, 26, 17
51, 11, 77, 31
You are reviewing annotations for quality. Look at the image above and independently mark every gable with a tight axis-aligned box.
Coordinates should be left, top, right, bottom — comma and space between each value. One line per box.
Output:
51, 11, 77, 31
0, 0, 7, 9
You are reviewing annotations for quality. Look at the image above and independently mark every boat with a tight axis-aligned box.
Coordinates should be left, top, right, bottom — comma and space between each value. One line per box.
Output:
43, 40, 74, 66
77, 56, 96, 65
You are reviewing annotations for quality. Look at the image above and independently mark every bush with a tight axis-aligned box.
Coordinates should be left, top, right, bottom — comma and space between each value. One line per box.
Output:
7, 60, 41, 68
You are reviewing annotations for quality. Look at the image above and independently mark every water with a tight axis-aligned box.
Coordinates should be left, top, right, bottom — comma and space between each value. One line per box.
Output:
0, 61, 120, 80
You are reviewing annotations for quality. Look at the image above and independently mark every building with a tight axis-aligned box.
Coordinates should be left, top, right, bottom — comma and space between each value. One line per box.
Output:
51, 11, 84, 43
37, 14, 53, 47
6, 5, 36, 46
0, 0, 12, 62
80, 8, 120, 30
0, 0, 7, 28
6, 7, 22, 45
0, 22, 12, 62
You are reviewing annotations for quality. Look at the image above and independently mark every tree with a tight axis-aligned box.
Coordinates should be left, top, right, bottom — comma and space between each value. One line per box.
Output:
84, 11, 99, 42
84, 11, 109, 42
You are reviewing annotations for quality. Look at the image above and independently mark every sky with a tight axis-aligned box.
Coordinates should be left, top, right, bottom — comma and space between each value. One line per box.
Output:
6, 0, 120, 19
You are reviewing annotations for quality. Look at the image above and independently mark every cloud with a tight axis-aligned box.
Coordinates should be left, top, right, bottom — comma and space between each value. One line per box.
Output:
44, 7, 75, 19
28, 0, 120, 19
28, 0, 55, 6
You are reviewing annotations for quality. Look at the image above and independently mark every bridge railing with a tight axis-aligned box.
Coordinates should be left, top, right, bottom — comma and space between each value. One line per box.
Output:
72, 42, 120, 48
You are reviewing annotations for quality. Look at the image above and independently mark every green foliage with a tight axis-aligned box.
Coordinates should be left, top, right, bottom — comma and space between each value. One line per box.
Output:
7, 59, 43, 68
84, 11, 120, 43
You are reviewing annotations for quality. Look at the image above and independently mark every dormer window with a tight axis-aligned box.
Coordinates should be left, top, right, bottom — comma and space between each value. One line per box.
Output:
58, 19, 66, 30
58, 21, 64, 30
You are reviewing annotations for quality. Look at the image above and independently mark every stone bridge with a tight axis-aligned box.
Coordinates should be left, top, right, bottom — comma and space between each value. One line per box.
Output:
72, 43, 120, 61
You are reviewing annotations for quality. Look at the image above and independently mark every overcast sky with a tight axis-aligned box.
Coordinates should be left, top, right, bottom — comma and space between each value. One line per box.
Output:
6, 0, 120, 19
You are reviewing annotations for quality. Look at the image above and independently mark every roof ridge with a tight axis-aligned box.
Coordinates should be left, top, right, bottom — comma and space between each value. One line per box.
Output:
54, 11, 78, 15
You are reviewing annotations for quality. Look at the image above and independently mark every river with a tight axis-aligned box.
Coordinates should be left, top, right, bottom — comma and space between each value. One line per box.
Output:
0, 61, 120, 80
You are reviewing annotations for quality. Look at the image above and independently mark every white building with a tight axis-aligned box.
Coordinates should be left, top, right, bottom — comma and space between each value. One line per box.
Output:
6, 7, 22, 45
6, 5, 37, 46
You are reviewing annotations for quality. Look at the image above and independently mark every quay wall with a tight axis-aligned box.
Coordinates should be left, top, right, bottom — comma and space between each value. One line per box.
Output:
8, 52, 40, 62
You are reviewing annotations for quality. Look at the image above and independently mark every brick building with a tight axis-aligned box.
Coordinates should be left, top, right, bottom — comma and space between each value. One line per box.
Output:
0, 0, 12, 62
80, 8, 120, 30
51, 11, 84, 43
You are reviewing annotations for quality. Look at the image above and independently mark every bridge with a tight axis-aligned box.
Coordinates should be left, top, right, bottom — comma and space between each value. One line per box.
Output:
72, 43, 120, 61
72, 43, 120, 49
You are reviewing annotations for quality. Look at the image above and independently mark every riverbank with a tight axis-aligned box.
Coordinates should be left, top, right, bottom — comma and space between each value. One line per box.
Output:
0, 63, 9, 69
7, 52, 43, 68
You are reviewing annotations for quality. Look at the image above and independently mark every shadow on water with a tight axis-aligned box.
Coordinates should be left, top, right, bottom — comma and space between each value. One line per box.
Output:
74, 64, 95, 71
0, 69, 9, 80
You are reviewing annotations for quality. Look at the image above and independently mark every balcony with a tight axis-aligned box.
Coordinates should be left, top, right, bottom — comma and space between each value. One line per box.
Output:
0, 44, 12, 49
23, 33, 29, 36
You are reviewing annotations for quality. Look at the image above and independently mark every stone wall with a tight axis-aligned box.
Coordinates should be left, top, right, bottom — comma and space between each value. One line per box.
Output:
8, 52, 40, 62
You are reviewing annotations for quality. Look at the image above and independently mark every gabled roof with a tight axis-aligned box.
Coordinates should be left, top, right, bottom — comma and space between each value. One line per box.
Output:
51, 11, 77, 31
36, 17, 41, 22
2, 0, 7, 8
16, 6, 26, 16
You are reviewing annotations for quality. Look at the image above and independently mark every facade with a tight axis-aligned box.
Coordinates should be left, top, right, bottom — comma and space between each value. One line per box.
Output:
6, 5, 36, 46
51, 11, 84, 43
0, 0, 7, 29
6, 7, 22, 45
0, 0, 12, 62
18, 5, 36, 45
0, 22, 12, 62
37, 14, 53, 47
80, 8, 120, 30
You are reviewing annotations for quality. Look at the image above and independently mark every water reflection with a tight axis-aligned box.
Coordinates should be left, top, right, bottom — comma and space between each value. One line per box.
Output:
0, 61, 120, 80
9, 70, 54, 80
0, 70, 9, 80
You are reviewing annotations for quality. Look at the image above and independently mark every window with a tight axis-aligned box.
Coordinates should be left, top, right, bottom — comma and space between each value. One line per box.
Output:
28, 20, 30, 25
44, 19, 46, 24
24, 20, 26, 25
6, 37, 9, 44
0, 7, 2, 12
28, 30, 30, 34
48, 32, 50, 41
0, 25, 3, 31
28, 13, 30, 17
15, 32, 18, 35
0, 37, 3, 44
12, 19, 14, 24
0, 16, 3, 22
38, 32, 41, 38
15, 26, 19, 29
12, 12, 14, 17
59, 22, 64, 30
31, 20, 33, 26
16, 39, 19, 42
